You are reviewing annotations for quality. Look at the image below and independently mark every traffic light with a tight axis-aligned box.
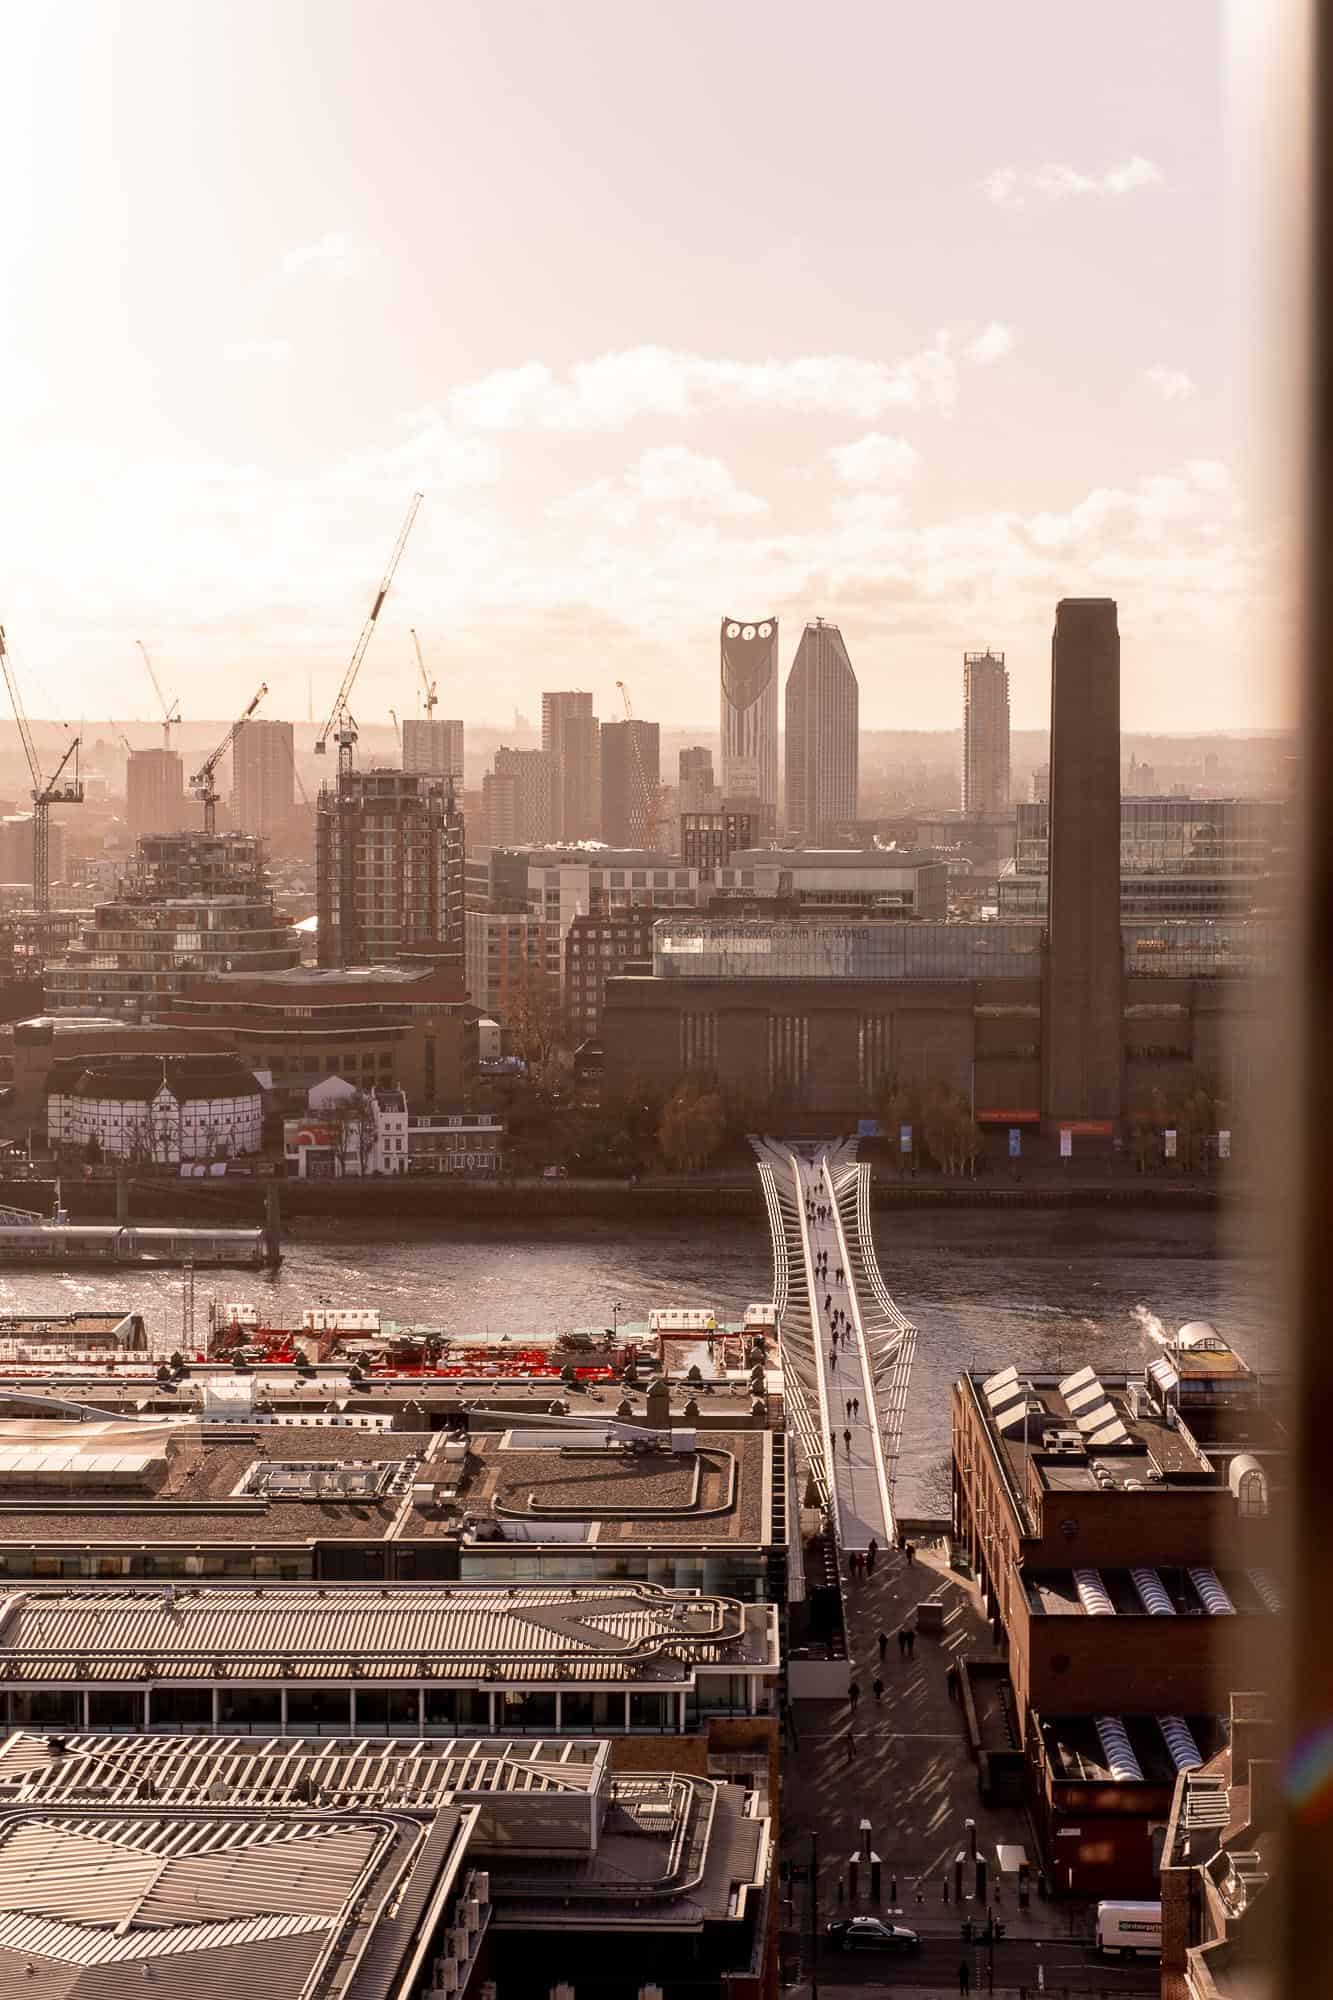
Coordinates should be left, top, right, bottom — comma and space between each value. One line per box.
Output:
993, 1921, 1006, 1941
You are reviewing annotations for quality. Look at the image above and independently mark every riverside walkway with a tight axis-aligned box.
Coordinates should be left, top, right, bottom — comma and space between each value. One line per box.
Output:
754, 1138, 918, 1553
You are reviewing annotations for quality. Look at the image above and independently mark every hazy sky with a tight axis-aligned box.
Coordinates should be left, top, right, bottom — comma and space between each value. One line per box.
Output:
0, 1, 1279, 736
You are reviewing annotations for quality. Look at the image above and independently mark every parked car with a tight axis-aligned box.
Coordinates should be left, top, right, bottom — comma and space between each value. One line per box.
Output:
825, 1919, 921, 1955
541, 1164, 568, 1179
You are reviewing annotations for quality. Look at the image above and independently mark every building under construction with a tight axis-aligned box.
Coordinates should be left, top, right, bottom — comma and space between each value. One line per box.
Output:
316, 767, 464, 973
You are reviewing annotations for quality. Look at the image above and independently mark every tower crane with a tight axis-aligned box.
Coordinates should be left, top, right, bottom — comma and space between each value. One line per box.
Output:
315, 492, 423, 778
137, 641, 181, 751
410, 628, 437, 716
190, 685, 267, 834
0, 624, 83, 919
614, 679, 661, 851
389, 708, 402, 745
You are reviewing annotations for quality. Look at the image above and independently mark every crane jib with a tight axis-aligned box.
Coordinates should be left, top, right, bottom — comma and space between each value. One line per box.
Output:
370, 589, 387, 622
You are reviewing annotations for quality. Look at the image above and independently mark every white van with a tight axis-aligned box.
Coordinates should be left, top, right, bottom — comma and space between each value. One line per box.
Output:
1096, 1900, 1162, 1959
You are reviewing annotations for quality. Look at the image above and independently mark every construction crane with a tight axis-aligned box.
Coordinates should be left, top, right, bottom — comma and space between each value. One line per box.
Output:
315, 492, 423, 778
410, 627, 437, 716
0, 624, 84, 917
190, 685, 266, 834
614, 679, 661, 851
389, 708, 401, 745
137, 641, 181, 751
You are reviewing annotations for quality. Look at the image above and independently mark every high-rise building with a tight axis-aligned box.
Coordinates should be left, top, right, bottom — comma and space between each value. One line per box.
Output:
126, 749, 186, 837
961, 650, 1010, 815
316, 769, 464, 973
540, 690, 592, 756
678, 746, 716, 816
783, 619, 858, 840
720, 617, 779, 807
600, 718, 661, 848
481, 747, 557, 847
541, 691, 600, 841
1043, 598, 1122, 1131
402, 716, 464, 785
230, 718, 295, 837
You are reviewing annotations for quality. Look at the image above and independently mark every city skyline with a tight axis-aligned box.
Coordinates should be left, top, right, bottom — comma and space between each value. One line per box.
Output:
0, 3, 1275, 736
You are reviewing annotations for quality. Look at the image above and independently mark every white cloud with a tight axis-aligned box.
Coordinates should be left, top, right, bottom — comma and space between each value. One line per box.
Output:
984, 154, 1165, 207
559, 446, 765, 525
1144, 364, 1197, 402
964, 322, 1015, 365
280, 231, 373, 279
225, 337, 292, 365
449, 338, 962, 431
1104, 155, 1165, 195
827, 433, 921, 487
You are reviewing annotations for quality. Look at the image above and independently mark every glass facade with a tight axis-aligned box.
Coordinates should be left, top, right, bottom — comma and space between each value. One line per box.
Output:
1122, 922, 1282, 977
653, 919, 1044, 981
1008, 797, 1289, 921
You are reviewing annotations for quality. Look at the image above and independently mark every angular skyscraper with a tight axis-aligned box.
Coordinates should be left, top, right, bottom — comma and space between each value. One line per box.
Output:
961, 650, 1010, 815
1043, 599, 1122, 1132
720, 617, 779, 808
783, 619, 858, 840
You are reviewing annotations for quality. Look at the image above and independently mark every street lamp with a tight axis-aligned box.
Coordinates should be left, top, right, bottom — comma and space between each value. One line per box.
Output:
611, 1301, 624, 1338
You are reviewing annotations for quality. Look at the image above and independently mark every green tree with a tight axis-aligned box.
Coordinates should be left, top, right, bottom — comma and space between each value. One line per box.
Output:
657, 1083, 727, 1173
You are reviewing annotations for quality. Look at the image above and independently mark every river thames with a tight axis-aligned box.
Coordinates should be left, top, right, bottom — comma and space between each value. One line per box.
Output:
0, 1206, 1268, 1513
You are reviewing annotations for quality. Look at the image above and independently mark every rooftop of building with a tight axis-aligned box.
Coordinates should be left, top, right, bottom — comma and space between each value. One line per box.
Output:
1024, 1565, 1277, 1619
48, 1053, 263, 1102
446, 1420, 770, 1550
0, 1579, 779, 1684
0, 1418, 434, 1545
1039, 1711, 1228, 1789
724, 847, 944, 870
0, 1730, 771, 1942
961, 1343, 1279, 1520
0, 1788, 474, 2000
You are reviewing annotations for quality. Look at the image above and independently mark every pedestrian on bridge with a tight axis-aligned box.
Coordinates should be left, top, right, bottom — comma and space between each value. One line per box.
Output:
843, 1427, 852, 1453
957, 1959, 971, 1994
872, 1674, 884, 1703
877, 1628, 889, 1662
828, 1349, 837, 1370
848, 1679, 861, 1711
867, 1535, 878, 1571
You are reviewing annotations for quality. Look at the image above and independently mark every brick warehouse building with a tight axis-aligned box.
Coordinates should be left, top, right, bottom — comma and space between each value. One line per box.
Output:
601, 916, 1274, 1141
950, 1326, 1283, 1897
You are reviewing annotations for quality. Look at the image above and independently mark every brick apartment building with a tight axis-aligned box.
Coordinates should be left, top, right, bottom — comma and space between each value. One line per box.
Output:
951, 1325, 1282, 1897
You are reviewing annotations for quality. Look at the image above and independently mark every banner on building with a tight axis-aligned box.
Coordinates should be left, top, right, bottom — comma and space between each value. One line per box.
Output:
1164, 1128, 1178, 1159
899, 1124, 912, 1154
1217, 1128, 1231, 1160
1059, 1128, 1072, 1159
858, 1119, 883, 1139
1008, 1128, 1022, 1159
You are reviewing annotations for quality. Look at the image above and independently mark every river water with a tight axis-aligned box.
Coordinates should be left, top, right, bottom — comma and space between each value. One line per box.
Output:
0, 1206, 1270, 1515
